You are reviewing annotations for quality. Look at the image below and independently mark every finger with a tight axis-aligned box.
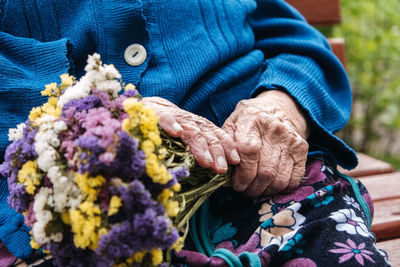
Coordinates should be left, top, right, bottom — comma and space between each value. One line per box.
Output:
177, 112, 213, 168
212, 125, 240, 165
244, 145, 279, 197
263, 150, 292, 196
198, 122, 228, 173
141, 99, 183, 137
286, 139, 308, 191
231, 124, 262, 192
157, 110, 183, 137
285, 159, 306, 192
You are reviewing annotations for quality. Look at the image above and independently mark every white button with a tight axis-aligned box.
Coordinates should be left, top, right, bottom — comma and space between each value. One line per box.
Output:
124, 44, 147, 66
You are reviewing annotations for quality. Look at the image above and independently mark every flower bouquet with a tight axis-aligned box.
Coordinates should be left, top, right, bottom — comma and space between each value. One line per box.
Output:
0, 54, 231, 266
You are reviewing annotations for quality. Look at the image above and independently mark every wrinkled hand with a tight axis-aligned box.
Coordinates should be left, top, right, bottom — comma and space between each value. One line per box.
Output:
223, 90, 309, 198
142, 97, 240, 173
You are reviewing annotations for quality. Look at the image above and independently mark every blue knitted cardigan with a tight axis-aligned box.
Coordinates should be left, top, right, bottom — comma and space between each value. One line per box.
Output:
0, 0, 357, 258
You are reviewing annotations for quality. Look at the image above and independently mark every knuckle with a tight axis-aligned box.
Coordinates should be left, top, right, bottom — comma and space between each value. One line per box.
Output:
258, 166, 278, 179
237, 99, 251, 108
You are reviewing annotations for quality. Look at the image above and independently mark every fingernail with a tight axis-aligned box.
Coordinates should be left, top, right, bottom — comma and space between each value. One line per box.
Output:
231, 149, 240, 162
172, 122, 183, 133
217, 156, 227, 171
235, 184, 247, 192
204, 150, 213, 164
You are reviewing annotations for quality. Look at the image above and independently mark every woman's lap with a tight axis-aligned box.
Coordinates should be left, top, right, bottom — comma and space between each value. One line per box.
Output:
173, 156, 391, 266
11, 157, 391, 266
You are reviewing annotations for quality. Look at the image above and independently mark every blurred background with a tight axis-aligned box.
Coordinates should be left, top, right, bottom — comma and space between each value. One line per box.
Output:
320, 0, 400, 169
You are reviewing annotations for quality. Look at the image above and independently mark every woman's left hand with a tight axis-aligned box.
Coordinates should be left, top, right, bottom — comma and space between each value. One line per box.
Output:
223, 90, 309, 198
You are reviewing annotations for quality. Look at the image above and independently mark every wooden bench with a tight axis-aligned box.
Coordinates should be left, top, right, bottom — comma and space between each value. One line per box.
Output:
288, 0, 400, 264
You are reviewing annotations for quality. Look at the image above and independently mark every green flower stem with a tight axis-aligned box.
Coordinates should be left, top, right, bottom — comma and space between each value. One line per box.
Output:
161, 130, 232, 232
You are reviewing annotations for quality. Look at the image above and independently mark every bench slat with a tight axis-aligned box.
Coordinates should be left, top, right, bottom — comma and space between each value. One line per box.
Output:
372, 198, 400, 240
338, 153, 394, 178
377, 238, 400, 266
286, 0, 341, 25
328, 38, 346, 68
360, 172, 400, 202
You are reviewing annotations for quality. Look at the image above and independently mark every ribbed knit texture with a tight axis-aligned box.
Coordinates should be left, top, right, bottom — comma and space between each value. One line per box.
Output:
0, 179, 32, 258
0, 0, 357, 258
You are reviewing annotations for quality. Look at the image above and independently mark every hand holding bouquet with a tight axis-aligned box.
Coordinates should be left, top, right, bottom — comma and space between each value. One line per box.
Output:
0, 54, 231, 266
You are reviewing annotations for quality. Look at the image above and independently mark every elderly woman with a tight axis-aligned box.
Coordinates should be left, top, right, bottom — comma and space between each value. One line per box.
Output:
0, 0, 390, 266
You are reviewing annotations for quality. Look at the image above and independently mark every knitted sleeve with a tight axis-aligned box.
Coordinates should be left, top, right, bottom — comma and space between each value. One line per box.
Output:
248, 0, 357, 169
0, 31, 72, 258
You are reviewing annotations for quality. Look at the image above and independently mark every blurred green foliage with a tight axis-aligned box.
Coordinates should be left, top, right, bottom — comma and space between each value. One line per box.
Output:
329, 0, 400, 168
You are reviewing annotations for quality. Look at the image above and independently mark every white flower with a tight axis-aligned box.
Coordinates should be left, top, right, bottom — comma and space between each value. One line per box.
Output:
96, 80, 122, 95
57, 77, 91, 107
101, 64, 121, 79
34, 115, 64, 172
84, 53, 102, 72
329, 208, 372, 237
8, 122, 26, 141
32, 187, 53, 244
58, 53, 122, 107
343, 195, 361, 210
46, 166, 83, 212
53, 121, 67, 133
36, 149, 57, 172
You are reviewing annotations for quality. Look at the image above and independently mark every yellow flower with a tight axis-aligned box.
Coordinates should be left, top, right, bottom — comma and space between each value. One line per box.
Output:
74, 172, 106, 202
18, 160, 42, 195
172, 183, 181, 192
145, 154, 171, 184
79, 201, 101, 216
147, 131, 162, 146
41, 83, 57, 96
139, 108, 159, 138
30, 239, 41, 250
121, 118, 131, 132
69, 202, 102, 250
165, 200, 180, 217
123, 98, 143, 117
61, 211, 71, 224
99, 228, 108, 236
158, 189, 173, 205
172, 236, 185, 252
124, 83, 136, 91
60, 73, 74, 87
142, 140, 155, 155
108, 196, 122, 216
42, 97, 62, 117
129, 251, 147, 264
151, 248, 163, 265
29, 107, 42, 123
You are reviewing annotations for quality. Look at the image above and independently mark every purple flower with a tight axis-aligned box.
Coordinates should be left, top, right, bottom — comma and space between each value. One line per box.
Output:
45, 234, 102, 267
122, 89, 139, 98
61, 95, 103, 116
96, 179, 179, 263
7, 183, 30, 212
329, 238, 375, 265
1, 123, 38, 212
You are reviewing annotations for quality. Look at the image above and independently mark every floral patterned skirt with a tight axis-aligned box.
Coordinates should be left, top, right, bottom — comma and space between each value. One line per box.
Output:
9, 156, 391, 266
172, 156, 391, 267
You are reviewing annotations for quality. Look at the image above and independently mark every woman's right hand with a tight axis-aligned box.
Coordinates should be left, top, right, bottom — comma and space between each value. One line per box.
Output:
142, 97, 240, 173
